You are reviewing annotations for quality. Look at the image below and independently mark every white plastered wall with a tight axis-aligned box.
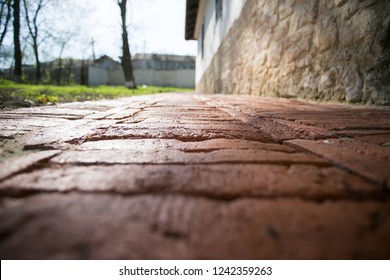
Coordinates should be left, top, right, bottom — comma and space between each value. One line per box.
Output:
195, 0, 248, 83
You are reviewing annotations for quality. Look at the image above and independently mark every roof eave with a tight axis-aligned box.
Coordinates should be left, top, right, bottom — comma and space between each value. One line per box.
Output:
185, 0, 199, 40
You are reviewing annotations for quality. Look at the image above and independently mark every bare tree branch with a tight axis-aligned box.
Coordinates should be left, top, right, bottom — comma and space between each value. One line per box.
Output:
22, 0, 47, 83
0, 0, 11, 52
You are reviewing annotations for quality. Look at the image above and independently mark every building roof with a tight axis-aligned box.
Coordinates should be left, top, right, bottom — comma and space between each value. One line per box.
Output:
93, 55, 122, 70
91, 54, 195, 71
133, 53, 195, 63
185, 0, 199, 40
132, 53, 195, 70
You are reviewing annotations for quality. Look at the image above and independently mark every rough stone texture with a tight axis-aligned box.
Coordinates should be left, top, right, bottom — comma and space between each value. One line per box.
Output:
197, 0, 390, 105
0, 93, 390, 259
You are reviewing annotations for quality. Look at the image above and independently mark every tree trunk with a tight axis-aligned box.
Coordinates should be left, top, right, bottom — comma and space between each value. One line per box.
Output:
13, 0, 22, 82
118, 0, 136, 88
80, 59, 87, 85
33, 43, 41, 83
57, 58, 62, 85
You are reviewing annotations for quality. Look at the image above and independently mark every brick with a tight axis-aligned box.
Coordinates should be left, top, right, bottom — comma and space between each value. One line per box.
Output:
50, 149, 329, 166
18, 120, 118, 147
79, 139, 295, 153
3, 107, 96, 119
354, 134, 390, 146
211, 101, 390, 131
204, 105, 335, 142
0, 193, 389, 259
0, 129, 30, 138
0, 150, 60, 181
286, 139, 390, 188
18, 122, 93, 147
334, 130, 390, 137
137, 109, 234, 122
250, 118, 335, 142
92, 122, 272, 142
84, 106, 141, 120
0, 118, 72, 131
0, 164, 383, 200
0, 139, 30, 162
295, 118, 390, 131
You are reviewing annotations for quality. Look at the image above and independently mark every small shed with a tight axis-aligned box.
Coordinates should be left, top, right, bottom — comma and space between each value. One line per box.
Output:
88, 55, 124, 86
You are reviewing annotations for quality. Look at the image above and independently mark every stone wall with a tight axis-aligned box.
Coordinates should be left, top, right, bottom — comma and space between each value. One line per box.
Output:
196, 0, 390, 105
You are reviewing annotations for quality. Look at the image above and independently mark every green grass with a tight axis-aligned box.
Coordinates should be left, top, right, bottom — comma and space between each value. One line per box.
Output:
0, 79, 194, 107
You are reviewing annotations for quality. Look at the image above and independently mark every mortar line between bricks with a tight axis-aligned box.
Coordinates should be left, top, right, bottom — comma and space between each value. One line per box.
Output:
64, 136, 267, 143
47, 161, 333, 168
0, 188, 387, 203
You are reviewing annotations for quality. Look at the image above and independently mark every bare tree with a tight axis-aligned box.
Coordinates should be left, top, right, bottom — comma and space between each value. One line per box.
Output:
0, 0, 11, 51
13, 0, 22, 81
53, 29, 76, 84
23, 0, 49, 83
117, 0, 136, 88
54, 39, 64, 84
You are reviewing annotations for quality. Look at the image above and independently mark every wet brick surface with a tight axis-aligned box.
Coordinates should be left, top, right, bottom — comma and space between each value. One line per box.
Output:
0, 93, 389, 259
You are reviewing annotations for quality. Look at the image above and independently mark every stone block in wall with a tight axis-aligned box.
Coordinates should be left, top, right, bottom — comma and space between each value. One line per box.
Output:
258, 31, 272, 50
281, 64, 296, 77
334, 0, 348, 7
278, 0, 295, 20
301, 72, 319, 93
314, 15, 338, 52
250, 69, 267, 96
267, 43, 284, 68
338, 8, 376, 48
285, 25, 314, 51
273, 20, 290, 41
254, 52, 267, 67
296, 55, 313, 69
319, 69, 337, 92
285, 36, 312, 63
319, 0, 335, 14
341, 0, 359, 21
255, 1, 279, 28
344, 64, 363, 103
360, 0, 378, 9
262, 0, 278, 15
290, 0, 319, 30
363, 59, 390, 105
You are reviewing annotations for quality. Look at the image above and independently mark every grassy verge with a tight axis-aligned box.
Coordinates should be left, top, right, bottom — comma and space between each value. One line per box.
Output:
0, 79, 194, 108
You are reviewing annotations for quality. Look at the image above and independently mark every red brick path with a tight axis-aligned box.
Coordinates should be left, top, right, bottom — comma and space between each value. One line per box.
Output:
0, 93, 389, 259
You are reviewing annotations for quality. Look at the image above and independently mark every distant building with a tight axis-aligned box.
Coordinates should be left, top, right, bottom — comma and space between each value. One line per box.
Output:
88, 54, 195, 88
88, 55, 124, 86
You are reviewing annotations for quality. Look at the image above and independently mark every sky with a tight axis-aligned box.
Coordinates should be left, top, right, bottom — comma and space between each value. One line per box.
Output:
73, 0, 197, 60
